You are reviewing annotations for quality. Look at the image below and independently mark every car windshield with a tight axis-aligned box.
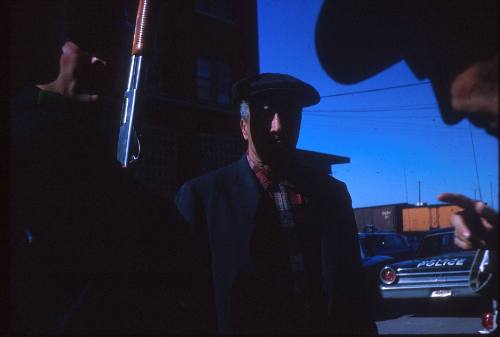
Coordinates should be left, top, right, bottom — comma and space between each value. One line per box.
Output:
361, 235, 408, 257
418, 232, 465, 258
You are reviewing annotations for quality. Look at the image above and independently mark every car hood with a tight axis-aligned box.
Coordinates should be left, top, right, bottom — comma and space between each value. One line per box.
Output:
363, 255, 394, 268
384, 250, 476, 273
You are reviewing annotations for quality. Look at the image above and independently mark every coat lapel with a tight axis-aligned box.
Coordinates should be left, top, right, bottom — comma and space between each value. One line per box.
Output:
230, 156, 262, 221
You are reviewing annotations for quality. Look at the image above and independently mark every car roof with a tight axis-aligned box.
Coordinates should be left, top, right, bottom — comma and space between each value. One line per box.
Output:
358, 231, 404, 237
422, 227, 454, 238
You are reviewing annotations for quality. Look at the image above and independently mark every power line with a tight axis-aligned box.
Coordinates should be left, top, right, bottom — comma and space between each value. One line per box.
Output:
305, 107, 438, 113
304, 112, 438, 118
304, 114, 438, 120
305, 106, 438, 113
300, 119, 471, 132
301, 113, 456, 125
320, 81, 432, 98
308, 102, 437, 109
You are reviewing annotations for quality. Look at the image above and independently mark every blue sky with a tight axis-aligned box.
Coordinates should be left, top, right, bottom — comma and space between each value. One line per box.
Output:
257, 0, 498, 209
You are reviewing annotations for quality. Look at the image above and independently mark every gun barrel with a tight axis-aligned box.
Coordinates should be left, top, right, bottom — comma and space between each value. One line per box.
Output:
132, 0, 150, 55
117, 55, 143, 167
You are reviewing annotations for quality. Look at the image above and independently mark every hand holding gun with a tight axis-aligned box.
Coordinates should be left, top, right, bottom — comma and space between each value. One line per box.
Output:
117, 0, 151, 167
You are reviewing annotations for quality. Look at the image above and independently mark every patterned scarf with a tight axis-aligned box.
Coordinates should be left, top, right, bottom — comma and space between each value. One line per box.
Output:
246, 154, 307, 292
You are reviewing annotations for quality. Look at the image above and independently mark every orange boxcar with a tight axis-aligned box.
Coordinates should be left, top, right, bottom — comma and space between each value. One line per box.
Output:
402, 205, 463, 232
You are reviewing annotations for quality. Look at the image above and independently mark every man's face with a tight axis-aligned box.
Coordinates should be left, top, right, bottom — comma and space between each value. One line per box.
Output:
405, 32, 498, 137
417, 55, 499, 137
240, 93, 302, 167
448, 56, 498, 135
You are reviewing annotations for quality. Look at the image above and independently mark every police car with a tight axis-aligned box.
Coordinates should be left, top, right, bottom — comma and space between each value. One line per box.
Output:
379, 228, 498, 333
379, 228, 478, 300
358, 230, 416, 308
359, 230, 415, 263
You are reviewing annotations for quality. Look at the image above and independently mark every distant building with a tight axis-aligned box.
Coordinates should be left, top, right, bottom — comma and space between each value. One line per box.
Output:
128, 0, 259, 198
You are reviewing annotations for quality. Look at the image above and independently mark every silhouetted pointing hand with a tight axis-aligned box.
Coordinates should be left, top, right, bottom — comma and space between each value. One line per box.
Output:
438, 192, 498, 250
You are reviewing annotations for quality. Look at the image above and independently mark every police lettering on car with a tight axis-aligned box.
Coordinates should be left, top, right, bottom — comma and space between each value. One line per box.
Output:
417, 258, 465, 268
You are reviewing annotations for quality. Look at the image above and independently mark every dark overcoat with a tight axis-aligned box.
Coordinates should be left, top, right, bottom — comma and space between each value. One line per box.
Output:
175, 156, 378, 335
9, 87, 182, 334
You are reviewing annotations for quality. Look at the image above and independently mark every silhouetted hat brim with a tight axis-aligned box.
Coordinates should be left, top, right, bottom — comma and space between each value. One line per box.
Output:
315, 0, 497, 84
232, 73, 320, 107
315, 0, 422, 84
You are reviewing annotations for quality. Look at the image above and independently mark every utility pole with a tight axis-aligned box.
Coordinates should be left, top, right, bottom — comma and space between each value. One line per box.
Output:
404, 164, 409, 204
490, 181, 494, 208
468, 123, 483, 201
417, 181, 422, 206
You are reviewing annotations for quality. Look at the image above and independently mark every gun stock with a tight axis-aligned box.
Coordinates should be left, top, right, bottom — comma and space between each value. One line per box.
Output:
117, 0, 151, 167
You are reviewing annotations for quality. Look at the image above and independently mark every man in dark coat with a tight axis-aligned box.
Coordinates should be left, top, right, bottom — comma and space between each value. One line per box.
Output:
9, 2, 182, 334
175, 73, 378, 335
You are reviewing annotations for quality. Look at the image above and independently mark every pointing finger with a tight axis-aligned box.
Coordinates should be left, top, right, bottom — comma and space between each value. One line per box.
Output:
451, 213, 471, 241
437, 193, 476, 209
454, 236, 472, 250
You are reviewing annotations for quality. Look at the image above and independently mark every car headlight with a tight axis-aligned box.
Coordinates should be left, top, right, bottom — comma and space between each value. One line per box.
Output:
380, 267, 397, 285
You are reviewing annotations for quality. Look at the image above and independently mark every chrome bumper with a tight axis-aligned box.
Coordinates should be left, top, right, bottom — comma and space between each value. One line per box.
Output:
380, 282, 480, 299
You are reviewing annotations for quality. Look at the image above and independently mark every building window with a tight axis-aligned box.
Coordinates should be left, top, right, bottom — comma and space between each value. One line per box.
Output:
216, 61, 231, 104
196, 57, 232, 105
196, 0, 233, 21
197, 58, 212, 100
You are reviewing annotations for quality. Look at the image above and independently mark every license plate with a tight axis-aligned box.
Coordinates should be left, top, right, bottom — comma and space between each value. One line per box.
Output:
430, 289, 452, 298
